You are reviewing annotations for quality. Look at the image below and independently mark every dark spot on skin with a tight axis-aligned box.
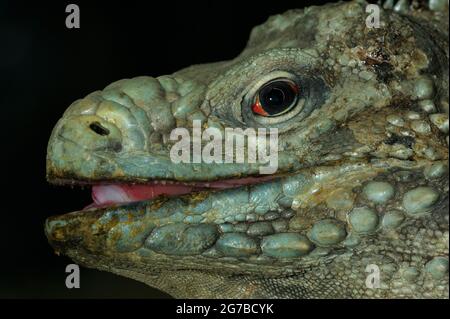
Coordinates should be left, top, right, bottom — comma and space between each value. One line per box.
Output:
388, 95, 414, 109
108, 140, 123, 152
384, 134, 415, 148
357, 46, 394, 83
374, 62, 394, 82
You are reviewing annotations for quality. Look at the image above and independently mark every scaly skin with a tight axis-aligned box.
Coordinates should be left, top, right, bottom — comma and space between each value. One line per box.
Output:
45, 1, 449, 298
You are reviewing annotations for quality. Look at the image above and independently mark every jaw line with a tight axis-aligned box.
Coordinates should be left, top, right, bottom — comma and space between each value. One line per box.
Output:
50, 174, 284, 215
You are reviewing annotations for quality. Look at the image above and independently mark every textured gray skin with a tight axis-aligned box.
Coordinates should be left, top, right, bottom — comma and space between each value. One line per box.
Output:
45, 1, 449, 298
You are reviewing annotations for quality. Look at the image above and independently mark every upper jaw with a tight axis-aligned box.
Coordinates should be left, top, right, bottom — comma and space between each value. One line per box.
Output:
46, 127, 298, 183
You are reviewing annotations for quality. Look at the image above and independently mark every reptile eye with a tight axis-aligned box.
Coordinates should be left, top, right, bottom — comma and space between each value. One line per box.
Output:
251, 79, 299, 117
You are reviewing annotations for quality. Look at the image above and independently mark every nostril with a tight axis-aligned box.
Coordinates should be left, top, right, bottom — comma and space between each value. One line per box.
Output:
89, 122, 110, 136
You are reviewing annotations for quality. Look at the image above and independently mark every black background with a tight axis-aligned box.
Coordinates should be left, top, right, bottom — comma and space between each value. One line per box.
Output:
0, 0, 334, 298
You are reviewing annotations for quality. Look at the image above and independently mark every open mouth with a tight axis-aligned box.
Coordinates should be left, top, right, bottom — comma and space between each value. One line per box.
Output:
84, 175, 279, 211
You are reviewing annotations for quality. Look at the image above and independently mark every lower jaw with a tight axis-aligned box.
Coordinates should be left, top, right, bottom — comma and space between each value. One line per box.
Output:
45, 159, 448, 282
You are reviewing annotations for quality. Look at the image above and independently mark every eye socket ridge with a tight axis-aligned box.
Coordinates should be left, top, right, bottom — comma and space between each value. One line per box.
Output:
251, 78, 300, 117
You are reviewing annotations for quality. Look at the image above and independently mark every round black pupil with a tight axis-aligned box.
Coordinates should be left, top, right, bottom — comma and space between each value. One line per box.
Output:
259, 82, 296, 115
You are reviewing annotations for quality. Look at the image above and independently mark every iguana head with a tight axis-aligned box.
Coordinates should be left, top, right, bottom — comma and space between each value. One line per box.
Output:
45, 1, 449, 298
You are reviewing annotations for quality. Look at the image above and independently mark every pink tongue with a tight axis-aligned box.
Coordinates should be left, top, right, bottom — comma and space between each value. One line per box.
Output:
89, 176, 278, 208
92, 184, 194, 206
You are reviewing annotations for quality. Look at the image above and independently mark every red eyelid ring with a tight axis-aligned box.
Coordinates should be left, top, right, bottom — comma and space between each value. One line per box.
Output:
289, 82, 300, 94
251, 81, 300, 117
251, 95, 269, 116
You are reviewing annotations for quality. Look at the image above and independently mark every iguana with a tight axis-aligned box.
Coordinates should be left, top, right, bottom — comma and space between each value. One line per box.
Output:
45, 0, 449, 298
